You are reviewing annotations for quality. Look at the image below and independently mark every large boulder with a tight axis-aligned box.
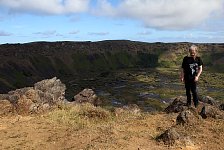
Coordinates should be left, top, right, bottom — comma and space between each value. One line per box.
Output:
73, 88, 102, 106
34, 77, 66, 105
0, 77, 66, 115
176, 108, 200, 125
164, 96, 188, 113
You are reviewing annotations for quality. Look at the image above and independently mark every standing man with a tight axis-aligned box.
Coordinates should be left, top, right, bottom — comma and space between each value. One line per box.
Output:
180, 45, 203, 108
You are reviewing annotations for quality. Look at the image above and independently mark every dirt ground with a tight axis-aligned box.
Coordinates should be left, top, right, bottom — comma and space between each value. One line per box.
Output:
0, 111, 223, 150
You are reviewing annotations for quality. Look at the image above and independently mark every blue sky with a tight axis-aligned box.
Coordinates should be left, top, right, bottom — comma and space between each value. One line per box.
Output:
0, 0, 224, 44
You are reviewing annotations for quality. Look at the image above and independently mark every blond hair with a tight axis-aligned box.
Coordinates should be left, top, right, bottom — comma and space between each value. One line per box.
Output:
189, 45, 198, 51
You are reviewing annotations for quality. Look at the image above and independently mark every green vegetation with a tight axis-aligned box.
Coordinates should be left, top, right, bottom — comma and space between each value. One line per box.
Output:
136, 52, 159, 67
71, 52, 159, 72
30, 55, 56, 75
144, 98, 167, 111
11, 70, 27, 87
54, 57, 73, 76
158, 52, 178, 68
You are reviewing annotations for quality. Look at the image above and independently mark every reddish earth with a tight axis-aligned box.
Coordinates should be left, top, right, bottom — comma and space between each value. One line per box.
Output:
0, 110, 223, 150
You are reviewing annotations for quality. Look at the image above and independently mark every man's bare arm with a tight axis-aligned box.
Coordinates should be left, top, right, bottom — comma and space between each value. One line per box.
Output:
195, 65, 202, 81
180, 68, 184, 82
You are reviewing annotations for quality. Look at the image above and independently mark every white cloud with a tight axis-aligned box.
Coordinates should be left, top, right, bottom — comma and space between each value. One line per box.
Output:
138, 31, 151, 35
95, 0, 224, 30
0, 0, 90, 15
0, 31, 12, 36
93, 0, 118, 17
69, 30, 80, 35
88, 32, 109, 36
33, 30, 57, 37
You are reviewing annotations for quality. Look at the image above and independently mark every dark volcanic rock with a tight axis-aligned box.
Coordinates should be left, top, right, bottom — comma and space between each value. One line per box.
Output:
176, 109, 200, 125
199, 105, 224, 119
219, 104, 224, 111
73, 88, 102, 106
199, 96, 217, 106
164, 96, 188, 113
156, 128, 180, 145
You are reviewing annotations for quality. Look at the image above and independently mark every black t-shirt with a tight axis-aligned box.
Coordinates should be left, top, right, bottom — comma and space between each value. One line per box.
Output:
182, 56, 203, 81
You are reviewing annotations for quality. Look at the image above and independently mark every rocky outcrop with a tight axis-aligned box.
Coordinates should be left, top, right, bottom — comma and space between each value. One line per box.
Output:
156, 128, 180, 145
165, 96, 224, 120
73, 88, 102, 106
199, 105, 224, 119
176, 109, 201, 125
34, 77, 66, 105
0, 77, 66, 115
164, 96, 187, 113
0, 100, 14, 116
157, 127, 194, 147
199, 96, 217, 106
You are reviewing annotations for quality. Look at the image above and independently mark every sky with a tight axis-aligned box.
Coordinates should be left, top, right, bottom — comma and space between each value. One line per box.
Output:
0, 0, 224, 44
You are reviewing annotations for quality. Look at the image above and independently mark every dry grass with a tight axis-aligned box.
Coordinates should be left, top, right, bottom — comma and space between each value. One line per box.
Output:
46, 103, 115, 129
1, 104, 223, 150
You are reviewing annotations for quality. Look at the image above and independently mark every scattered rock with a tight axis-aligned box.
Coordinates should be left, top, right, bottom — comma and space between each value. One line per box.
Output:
219, 104, 224, 111
164, 96, 187, 113
176, 109, 200, 125
199, 105, 224, 119
73, 88, 102, 106
156, 128, 180, 145
199, 96, 217, 106
199, 106, 207, 119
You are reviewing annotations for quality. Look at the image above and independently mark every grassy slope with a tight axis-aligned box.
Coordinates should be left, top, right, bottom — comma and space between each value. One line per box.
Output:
0, 104, 223, 150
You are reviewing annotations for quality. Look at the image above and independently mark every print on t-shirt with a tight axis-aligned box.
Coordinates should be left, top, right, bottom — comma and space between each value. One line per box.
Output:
189, 63, 198, 76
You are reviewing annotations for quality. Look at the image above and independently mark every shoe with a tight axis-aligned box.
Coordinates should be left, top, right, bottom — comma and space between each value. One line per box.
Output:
194, 102, 199, 108
186, 103, 191, 107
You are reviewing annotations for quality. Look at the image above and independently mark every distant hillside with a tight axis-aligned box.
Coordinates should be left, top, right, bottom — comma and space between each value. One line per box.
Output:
0, 40, 223, 93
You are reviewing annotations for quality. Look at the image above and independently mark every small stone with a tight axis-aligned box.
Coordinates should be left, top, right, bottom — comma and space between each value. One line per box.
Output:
156, 128, 180, 145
